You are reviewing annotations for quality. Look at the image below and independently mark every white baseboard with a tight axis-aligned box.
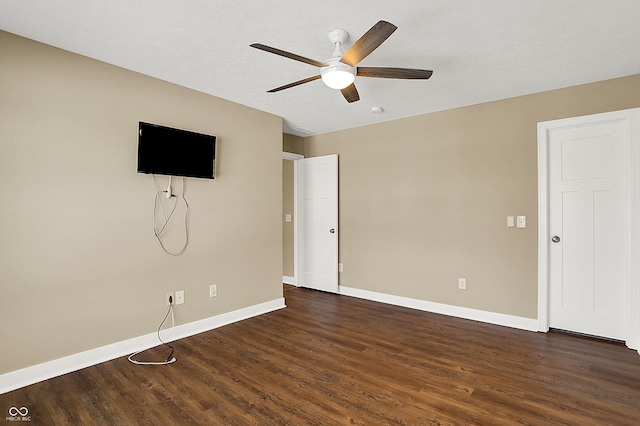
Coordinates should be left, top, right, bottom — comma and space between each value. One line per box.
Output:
339, 286, 538, 332
283, 275, 296, 285
0, 297, 286, 395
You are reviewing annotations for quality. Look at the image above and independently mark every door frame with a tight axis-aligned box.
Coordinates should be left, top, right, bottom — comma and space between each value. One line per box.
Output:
283, 152, 304, 286
537, 108, 640, 352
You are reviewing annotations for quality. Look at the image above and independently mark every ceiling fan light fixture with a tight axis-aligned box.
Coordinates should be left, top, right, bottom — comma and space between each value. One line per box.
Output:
321, 64, 356, 90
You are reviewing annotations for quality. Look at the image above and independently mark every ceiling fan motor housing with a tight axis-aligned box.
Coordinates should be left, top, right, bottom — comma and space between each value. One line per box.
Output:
321, 28, 355, 90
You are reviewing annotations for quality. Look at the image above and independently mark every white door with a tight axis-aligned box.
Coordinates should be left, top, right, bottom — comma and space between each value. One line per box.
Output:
297, 154, 339, 293
539, 111, 638, 344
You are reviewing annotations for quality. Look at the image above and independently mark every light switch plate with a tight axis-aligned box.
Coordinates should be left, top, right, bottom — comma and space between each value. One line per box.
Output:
507, 216, 515, 227
517, 216, 526, 228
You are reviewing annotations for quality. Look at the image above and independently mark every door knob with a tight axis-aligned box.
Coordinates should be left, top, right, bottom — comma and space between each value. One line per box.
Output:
329, 228, 335, 233
552, 236, 560, 243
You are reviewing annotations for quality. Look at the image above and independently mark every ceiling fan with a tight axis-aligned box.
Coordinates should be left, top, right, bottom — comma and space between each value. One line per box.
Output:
250, 20, 433, 103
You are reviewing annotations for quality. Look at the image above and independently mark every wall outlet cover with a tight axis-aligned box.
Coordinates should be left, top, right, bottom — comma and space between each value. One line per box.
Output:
458, 278, 467, 290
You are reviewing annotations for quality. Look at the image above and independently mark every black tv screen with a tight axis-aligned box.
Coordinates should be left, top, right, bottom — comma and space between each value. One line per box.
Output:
137, 122, 216, 179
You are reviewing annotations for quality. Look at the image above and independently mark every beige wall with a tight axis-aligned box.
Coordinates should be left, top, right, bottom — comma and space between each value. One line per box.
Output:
282, 159, 294, 277
304, 74, 640, 319
0, 31, 283, 374
283, 134, 304, 156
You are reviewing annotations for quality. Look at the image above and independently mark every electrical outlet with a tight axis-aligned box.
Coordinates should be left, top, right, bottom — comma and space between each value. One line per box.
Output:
209, 284, 217, 298
175, 290, 185, 305
166, 292, 174, 306
338, 263, 344, 273
458, 278, 467, 290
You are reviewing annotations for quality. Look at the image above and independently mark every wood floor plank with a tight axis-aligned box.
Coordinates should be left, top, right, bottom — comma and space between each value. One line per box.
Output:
2, 285, 640, 425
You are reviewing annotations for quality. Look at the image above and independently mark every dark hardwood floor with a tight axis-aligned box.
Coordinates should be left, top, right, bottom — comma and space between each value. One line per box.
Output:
3, 285, 640, 425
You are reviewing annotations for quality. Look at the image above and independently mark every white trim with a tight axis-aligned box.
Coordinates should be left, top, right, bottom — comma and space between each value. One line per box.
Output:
283, 152, 303, 288
296, 158, 305, 288
282, 152, 304, 161
283, 275, 296, 285
339, 286, 538, 332
0, 298, 286, 395
292, 159, 300, 286
537, 108, 640, 351
629, 110, 640, 353
537, 122, 551, 332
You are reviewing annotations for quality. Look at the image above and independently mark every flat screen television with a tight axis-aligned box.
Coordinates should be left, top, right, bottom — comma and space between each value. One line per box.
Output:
137, 122, 216, 179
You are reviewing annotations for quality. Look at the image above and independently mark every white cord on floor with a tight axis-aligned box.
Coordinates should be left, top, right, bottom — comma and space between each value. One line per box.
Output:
128, 302, 177, 366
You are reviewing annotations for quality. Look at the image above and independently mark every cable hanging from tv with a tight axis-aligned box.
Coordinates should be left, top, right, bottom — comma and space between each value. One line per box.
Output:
152, 175, 190, 256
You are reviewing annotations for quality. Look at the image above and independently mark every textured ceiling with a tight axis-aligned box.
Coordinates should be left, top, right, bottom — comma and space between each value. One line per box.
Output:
1, 0, 639, 136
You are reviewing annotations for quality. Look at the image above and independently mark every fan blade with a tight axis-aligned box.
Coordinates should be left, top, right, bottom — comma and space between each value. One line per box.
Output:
357, 67, 433, 79
267, 75, 321, 93
250, 43, 327, 68
340, 83, 360, 103
340, 21, 397, 67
